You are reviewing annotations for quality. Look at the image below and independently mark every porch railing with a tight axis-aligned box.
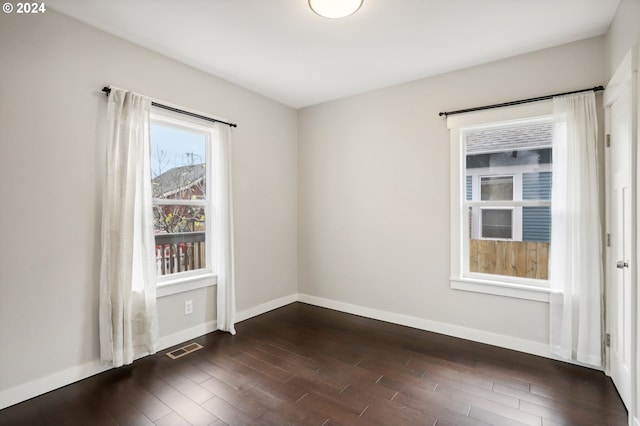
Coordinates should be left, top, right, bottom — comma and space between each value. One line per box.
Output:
155, 232, 205, 276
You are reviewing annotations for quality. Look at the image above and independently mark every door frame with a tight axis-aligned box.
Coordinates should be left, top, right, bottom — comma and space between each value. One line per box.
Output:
604, 47, 638, 426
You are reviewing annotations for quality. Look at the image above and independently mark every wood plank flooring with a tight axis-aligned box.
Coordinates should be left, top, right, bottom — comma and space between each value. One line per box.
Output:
0, 302, 628, 425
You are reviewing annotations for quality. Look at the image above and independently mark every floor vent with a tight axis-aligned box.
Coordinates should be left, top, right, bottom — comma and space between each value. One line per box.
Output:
166, 342, 203, 360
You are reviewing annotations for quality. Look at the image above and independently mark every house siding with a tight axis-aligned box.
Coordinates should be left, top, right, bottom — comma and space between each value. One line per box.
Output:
522, 172, 552, 242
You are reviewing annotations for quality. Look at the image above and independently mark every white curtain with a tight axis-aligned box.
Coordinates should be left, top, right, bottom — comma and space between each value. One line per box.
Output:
99, 88, 158, 367
549, 91, 603, 367
213, 123, 236, 335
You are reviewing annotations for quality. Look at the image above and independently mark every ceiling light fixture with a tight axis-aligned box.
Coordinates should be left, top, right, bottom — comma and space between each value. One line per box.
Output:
308, 0, 363, 19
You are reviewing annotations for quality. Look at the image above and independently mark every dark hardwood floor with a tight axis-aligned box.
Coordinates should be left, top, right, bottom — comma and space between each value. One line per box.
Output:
0, 302, 628, 426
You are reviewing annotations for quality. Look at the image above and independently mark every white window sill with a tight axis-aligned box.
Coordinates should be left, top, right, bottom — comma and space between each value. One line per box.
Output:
157, 273, 217, 298
450, 276, 550, 302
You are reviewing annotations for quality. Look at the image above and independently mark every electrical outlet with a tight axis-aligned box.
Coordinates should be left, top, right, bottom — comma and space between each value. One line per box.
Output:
184, 300, 193, 315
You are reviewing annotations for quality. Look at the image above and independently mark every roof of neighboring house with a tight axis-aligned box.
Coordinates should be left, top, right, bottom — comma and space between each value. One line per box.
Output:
465, 120, 552, 155
152, 164, 205, 198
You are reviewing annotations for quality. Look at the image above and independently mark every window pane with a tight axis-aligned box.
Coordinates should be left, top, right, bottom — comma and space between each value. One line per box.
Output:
480, 176, 513, 200
463, 119, 552, 281
465, 120, 552, 157
151, 124, 207, 200
153, 204, 206, 276
153, 204, 205, 234
465, 118, 552, 174
481, 209, 512, 239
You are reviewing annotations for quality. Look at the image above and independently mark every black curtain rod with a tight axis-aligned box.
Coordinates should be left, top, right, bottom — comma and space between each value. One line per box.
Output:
102, 87, 237, 128
439, 85, 605, 118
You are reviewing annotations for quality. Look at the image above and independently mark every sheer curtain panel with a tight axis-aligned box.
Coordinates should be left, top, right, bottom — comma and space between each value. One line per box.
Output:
99, 88, 159, 367
214, 123, 237, 335
549, 92, 603, 367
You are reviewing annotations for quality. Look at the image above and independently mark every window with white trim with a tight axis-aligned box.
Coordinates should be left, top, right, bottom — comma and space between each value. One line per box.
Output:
150, 109, 217, 294
449, 103, 553, 301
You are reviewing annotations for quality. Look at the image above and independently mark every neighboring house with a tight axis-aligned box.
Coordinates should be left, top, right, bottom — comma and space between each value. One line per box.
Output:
151, 163, 206, 234
465, 120, 552, 243
152, 163, 206, 200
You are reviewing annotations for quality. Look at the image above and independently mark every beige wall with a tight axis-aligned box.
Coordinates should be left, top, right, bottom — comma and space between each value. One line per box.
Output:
605, 0, 640, 77
0, 9, 298, 397
298, 36, 606, 347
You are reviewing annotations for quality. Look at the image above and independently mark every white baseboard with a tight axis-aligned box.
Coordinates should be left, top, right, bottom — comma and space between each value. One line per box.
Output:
158, 292, 298, 350
297, 294, 558, 361
0, 359, 110, 411
235, 293, 298, 323
0, 323, 218, 411
634, 415, 639, 426
0, 293, 298, 410
0, 291, 593, 411
157, 320, 217, 351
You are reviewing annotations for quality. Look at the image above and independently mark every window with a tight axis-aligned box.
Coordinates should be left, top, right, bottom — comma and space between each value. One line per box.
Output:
478, 175, 514, 239
448, 103, 553, 301
150, 109, 216, 294
480, 176, 513, 201
481, 208, 513, 239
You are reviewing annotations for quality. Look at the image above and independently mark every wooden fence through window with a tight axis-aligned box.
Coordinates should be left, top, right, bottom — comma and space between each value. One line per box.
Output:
469, 239, 549, 280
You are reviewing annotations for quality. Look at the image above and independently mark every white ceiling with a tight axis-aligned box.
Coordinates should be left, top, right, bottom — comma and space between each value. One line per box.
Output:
47, 0, 620, 109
